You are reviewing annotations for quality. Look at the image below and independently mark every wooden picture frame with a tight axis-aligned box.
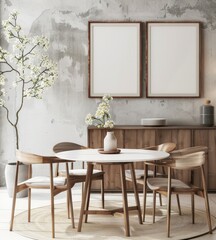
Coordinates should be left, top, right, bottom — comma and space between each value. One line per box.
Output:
146, 22, 200, 98
89, 22, 142, 98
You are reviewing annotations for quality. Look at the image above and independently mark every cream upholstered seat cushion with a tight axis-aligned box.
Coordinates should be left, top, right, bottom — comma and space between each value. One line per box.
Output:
125, 169, 155, 179
60, 169, 102, 176
23, 176, 66, 187
147, 177, 190, 191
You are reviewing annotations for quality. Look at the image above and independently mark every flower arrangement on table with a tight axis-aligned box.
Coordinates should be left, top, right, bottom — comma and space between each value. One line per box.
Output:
85, 95, 114, 128
0, 10, 57, 149
85, 95, 117, 152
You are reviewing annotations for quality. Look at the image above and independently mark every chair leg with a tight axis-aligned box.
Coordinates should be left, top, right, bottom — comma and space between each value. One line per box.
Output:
10, 191, 17, 231
50, 191, 55, 238
28, 164, 32, 223
28, 188, 31, 222
176, 194, 182, 215
142, 164, 148, 222
203, 192, 212, 233
101, 165, 105, 209
142, 185, 147, 222
153, 190, 156, 223
101, 176, 105, 209
191, 194, 195, 224
167, 167, 172, 238
82, 182, 84, 196
66, 163, 75, 228
67, 191, 70, 219
10, 162, 20, 231
159, 193, 163, 206
68, 188, 75, 228
156, 166, 163, 207
50, 163, 55, 238
201, 165, 212, 233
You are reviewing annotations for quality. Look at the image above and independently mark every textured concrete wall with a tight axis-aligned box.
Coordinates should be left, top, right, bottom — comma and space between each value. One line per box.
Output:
1, 0, 216, 185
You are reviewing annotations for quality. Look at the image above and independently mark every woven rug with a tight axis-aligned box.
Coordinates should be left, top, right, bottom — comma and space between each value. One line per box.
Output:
13, 200, 216, 240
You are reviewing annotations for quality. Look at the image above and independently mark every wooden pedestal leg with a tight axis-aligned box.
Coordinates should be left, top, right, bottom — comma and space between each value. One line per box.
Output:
129, 163, 142, 224
78, 163, 93, 232
84, 172, 93, 223
120, 164, 130, 237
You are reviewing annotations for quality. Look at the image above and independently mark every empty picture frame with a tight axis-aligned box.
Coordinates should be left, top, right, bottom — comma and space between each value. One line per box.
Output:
147, 22, 200, 98
89, 22, 142, 97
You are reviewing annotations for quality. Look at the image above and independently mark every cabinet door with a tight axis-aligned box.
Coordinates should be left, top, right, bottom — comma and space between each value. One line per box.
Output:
88, 129, 104, 148
171, 130, 192, 184
208, 130, 216, 190
171, 130, 192, 149
155, 129, 172, 144
136, 129, 156, 148
124, 129, 156, 190
193, 129, 216, 191
155, 129, 192, 183
192, 130, 209, 188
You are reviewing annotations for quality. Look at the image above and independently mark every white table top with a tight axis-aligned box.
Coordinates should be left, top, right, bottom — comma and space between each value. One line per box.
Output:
56, 148, 170, 163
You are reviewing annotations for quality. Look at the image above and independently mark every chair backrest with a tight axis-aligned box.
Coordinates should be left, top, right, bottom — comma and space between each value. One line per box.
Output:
16, 150, 44, 164
157, 142, 176, 153
170, 146, 208, 157
53, 142, 87, 153
169, 146, 208, 170
144, 142, 176, 153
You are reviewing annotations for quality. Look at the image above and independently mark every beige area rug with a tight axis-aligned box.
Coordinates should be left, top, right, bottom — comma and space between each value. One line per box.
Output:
13, 200, 216, 240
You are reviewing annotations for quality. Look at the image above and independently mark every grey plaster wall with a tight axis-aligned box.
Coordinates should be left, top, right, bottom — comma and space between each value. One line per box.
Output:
1, 0, 216, 185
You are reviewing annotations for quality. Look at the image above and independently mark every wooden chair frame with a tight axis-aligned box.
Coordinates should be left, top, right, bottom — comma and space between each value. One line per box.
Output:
10, 150, 74, 238
146, 146, 212, 237
53, 142, 105, 209
126, 142, 176, 222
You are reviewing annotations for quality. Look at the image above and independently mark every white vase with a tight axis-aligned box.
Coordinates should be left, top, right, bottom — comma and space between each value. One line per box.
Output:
5, 162, 28, 198
104, 131, 117, 151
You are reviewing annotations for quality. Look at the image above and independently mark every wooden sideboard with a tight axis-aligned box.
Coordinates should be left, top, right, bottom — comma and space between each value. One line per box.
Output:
87, 125, 216, 192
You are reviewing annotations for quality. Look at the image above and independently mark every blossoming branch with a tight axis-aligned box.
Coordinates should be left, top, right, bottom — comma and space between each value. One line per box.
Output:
0, 10, 58, 149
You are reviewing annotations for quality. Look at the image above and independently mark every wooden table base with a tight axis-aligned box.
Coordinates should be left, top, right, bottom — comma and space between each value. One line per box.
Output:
77, 162, 142, 237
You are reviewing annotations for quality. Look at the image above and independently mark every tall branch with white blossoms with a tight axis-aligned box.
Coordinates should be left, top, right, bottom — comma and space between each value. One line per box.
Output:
0, 11, 58, 149
85, 95, 114, 128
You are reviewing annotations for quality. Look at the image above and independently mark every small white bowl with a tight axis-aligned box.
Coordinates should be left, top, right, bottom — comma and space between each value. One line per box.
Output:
141, 118, 166, 126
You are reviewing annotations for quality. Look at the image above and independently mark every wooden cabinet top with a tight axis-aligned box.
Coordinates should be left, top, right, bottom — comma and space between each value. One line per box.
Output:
88, 125, 216, 130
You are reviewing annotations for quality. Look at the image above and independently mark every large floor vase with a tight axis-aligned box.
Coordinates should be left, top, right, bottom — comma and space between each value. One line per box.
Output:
5, 162, 28, 198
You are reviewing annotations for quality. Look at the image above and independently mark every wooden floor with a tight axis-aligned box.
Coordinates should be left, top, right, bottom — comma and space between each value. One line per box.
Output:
0, 185, 216, 239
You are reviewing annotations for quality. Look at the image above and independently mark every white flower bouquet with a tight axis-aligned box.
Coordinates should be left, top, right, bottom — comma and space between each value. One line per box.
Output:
85, 95, 114, 128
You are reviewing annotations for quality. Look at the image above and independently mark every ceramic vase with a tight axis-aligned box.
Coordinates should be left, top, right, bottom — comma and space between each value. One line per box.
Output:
104, 131, 117, 151
200, 100, 214, 127
5, 162, 28, 198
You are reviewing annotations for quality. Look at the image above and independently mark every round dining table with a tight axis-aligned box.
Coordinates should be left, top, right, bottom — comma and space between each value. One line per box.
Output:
56, 148, 170, 237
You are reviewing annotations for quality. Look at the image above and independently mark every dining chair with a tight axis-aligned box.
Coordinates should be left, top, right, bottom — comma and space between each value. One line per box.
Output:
53, 142, 105, 211
125, 142, 177, 222
10, 150, 74, 238
146, 146, 212, 237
